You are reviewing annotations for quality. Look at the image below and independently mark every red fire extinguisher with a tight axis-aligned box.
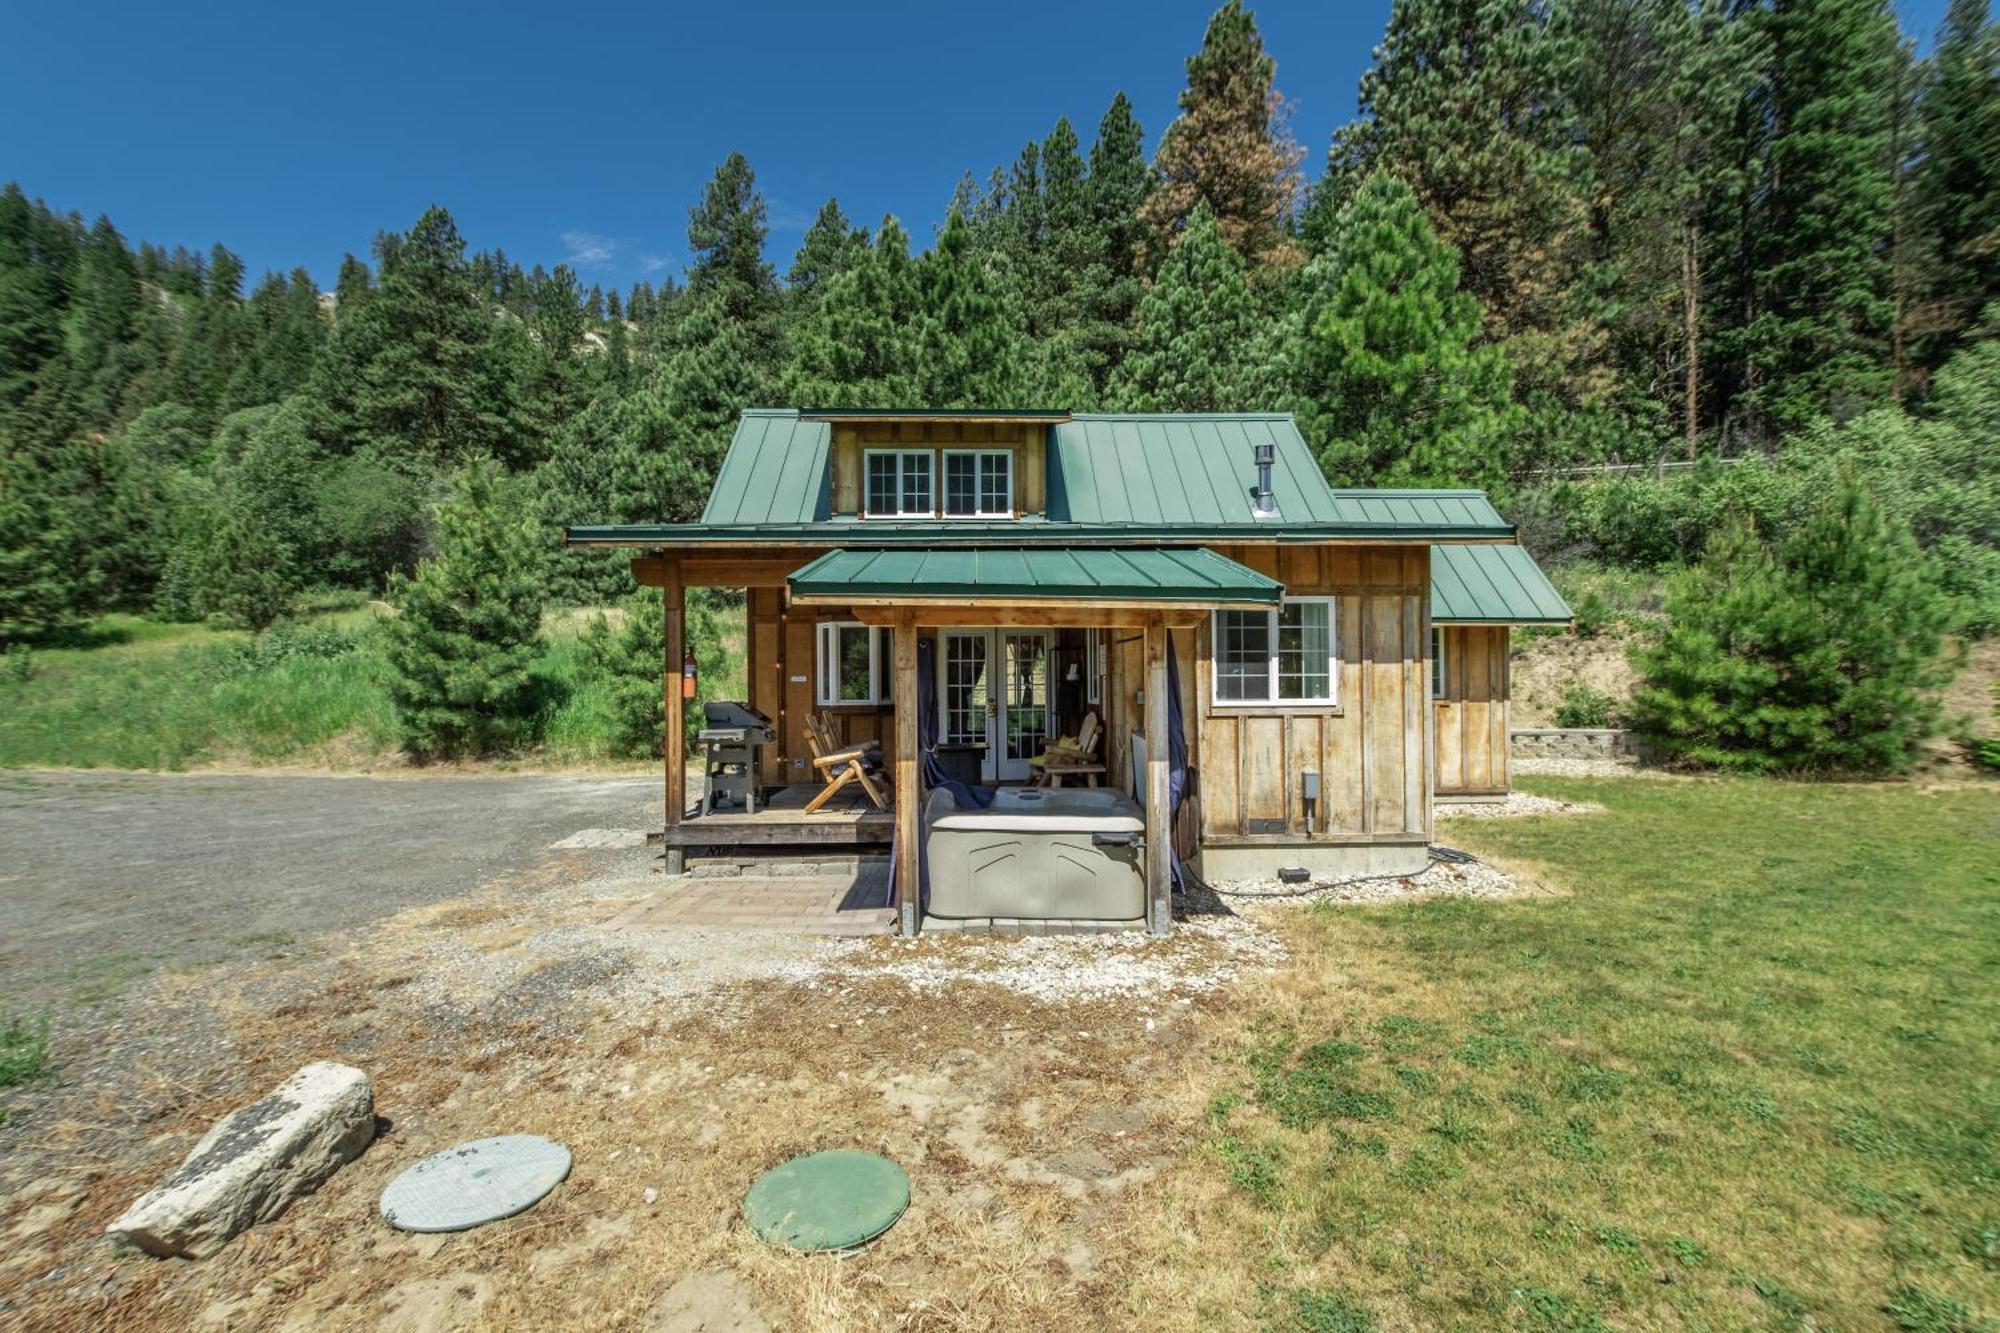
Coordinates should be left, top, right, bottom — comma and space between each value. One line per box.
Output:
682, 652, 697, 700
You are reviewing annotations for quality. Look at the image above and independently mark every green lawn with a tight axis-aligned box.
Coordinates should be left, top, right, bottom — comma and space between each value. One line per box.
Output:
0, 605, 746, 771
1169, 776, 1997, 1332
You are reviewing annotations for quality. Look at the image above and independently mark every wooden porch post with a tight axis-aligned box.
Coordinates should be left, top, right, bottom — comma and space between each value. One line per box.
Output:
663, 558, 686, 874
893, 610, 921, 936
1144, 614, 1171, 936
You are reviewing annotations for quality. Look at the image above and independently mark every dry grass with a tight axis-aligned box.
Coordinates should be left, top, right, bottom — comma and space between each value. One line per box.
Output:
5, 775, 1991, 1331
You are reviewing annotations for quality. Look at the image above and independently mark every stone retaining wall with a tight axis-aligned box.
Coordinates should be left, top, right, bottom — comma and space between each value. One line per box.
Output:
1510, 728, 1646, 761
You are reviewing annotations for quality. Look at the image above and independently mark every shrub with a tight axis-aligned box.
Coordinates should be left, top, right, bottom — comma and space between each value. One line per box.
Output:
578, 589, 732, 759
1554, 685, 1616, 729
1967, 684, 2000, 772
383, 457, 546, 758
1630, 476, 1956, 774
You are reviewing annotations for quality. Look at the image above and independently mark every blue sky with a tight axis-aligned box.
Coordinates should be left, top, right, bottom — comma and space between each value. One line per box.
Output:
0, 0, 1954, 292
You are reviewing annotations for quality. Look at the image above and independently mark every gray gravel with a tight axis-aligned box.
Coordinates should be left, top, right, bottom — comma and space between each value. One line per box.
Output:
0, 769, 659, 1003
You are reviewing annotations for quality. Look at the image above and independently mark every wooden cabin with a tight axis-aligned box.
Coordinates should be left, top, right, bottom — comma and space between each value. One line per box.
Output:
1429, 544, 1574, 799
565, 409, 1566, 935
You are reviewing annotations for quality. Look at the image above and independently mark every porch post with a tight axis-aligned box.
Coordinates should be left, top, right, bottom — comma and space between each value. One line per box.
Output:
1144, 613, 1171, 936
662, 558, 685, 874
893, 609, 921, 936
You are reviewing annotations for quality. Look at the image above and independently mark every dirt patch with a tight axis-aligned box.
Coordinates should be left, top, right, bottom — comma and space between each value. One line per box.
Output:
0, 824, 1286, 1330
1510, 629, 1642, 726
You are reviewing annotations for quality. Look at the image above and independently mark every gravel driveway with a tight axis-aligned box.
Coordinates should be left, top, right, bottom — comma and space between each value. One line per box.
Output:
0, 769, 660, 1004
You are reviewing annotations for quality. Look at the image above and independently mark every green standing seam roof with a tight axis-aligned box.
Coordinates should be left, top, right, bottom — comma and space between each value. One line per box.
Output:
701, 410, 833, 525
788, 546, 1283, 604
659, 409, 1516, 541
1430, 543, 1573, 624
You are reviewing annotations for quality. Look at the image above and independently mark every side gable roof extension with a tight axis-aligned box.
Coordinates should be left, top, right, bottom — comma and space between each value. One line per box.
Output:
1431, 543, 1573, 625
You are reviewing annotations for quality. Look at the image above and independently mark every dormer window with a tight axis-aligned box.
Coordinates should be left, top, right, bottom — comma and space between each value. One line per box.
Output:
862, 447, 1014, 518
943, 450, 1013, 517
864, 449, 933, 517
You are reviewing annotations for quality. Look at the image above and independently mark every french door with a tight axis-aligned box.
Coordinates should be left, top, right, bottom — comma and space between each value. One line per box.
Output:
938, 629, 1051, 782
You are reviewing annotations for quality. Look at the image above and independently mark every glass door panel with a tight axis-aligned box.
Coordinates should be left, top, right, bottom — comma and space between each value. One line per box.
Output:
998, 631, 1050, 781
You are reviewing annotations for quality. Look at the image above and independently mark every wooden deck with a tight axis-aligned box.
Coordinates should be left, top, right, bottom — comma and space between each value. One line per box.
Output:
662, 782, 895, 849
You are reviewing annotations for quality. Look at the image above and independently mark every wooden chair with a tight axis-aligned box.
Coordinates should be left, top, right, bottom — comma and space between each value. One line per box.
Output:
1031, 711, 1107, 788
812, 709, 880, 760
802, 711, 889, 813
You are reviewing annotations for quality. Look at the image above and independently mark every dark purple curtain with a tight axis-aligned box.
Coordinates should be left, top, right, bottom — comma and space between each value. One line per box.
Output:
1166, 630, 1188, 893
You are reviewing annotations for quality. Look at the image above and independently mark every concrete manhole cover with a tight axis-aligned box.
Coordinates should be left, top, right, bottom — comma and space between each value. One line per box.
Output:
380, 1134, 572, 1232
744, 1150, 908, 1252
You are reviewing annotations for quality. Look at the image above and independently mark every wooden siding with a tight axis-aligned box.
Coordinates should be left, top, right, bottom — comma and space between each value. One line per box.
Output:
1433, 624, 1510, 796
1193, 545, 1431, 843
732, 540, 1433, 840
830, 422, 1046, 517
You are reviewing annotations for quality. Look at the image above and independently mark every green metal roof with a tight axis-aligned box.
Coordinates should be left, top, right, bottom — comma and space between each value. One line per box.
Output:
789, 546, 1283, 604
1049, 414, 1344, 524
584, 409, 1515, 544
1430, 543, 1572, 624
700, 410, 832, 525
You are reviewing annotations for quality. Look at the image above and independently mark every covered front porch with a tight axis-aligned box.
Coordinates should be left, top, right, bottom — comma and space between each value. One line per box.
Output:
644, 545, 1281, 937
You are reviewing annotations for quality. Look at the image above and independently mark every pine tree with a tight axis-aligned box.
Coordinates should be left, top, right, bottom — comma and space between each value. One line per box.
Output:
786, 198, 867, 312
71, 215, 141, 424
161, 243, 251, 422
1110, 203, 1263, 411
785, 219, 923, 407
1342, 0, 1604, 423
1284, 173, 1515, 489
1908, 0, 1999, 374
1632, 476, 1953, 772
1141, 1, 1303, 268
0, 448, 94, 644
1745, 0, 1899, 433
327, 207, 516, 469
917, 210, 1025, 408
383, 456, 545, 758
683, 152, 783, 366
0, 185, 70, 422
1076, 93, 1152, 393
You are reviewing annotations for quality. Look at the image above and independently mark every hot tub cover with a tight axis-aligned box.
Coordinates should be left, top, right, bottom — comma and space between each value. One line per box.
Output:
926, 786, 1143, 832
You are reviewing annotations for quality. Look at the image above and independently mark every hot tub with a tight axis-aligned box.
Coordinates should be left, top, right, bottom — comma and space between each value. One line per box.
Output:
924, 786, 1146, 926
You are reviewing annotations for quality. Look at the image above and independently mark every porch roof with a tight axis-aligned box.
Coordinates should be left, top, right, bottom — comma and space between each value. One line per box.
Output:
786, 546, 1282, 607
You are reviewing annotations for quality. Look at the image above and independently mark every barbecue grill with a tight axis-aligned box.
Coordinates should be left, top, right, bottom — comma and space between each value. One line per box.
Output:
697, 701, 775, 814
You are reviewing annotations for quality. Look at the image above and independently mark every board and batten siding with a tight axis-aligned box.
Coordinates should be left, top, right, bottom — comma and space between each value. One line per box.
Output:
1187, 544, 1432, 845
1433, 624, 1510, 797
829, 422, 1047, 518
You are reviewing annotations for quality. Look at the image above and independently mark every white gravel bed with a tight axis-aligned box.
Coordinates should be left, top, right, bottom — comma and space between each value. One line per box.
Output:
1207, 855, 1523, 907
1511, 756, 1678, 779
1435, 791, 1604, 819
778, 913, 1287, 1003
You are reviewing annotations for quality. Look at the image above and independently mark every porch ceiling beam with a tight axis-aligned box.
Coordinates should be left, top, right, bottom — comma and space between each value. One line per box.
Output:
633, 555, 800, 588
842, 605, 1207, 630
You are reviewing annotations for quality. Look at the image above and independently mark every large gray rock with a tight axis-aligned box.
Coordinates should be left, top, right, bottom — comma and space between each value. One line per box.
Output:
107, 1061, 374, 1258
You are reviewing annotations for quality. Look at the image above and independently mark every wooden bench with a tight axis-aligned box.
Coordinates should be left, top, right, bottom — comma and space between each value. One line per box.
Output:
1030, 711, 1107, 788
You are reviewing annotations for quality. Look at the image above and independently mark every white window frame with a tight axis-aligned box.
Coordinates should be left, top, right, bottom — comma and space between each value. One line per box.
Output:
863, 448, 935, 518
815, 621, 886, 705
1084, 628, 1102, 705
1430, 624, 1446, 699
941, 449, 1014, 518
1209, 596, 1339, 708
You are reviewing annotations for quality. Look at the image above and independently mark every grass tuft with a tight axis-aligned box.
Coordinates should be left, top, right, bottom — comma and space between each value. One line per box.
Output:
0, 1007, 51, 1087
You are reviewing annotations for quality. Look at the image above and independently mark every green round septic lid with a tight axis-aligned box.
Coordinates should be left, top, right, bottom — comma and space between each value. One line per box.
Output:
743, 1150, 909, 1252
